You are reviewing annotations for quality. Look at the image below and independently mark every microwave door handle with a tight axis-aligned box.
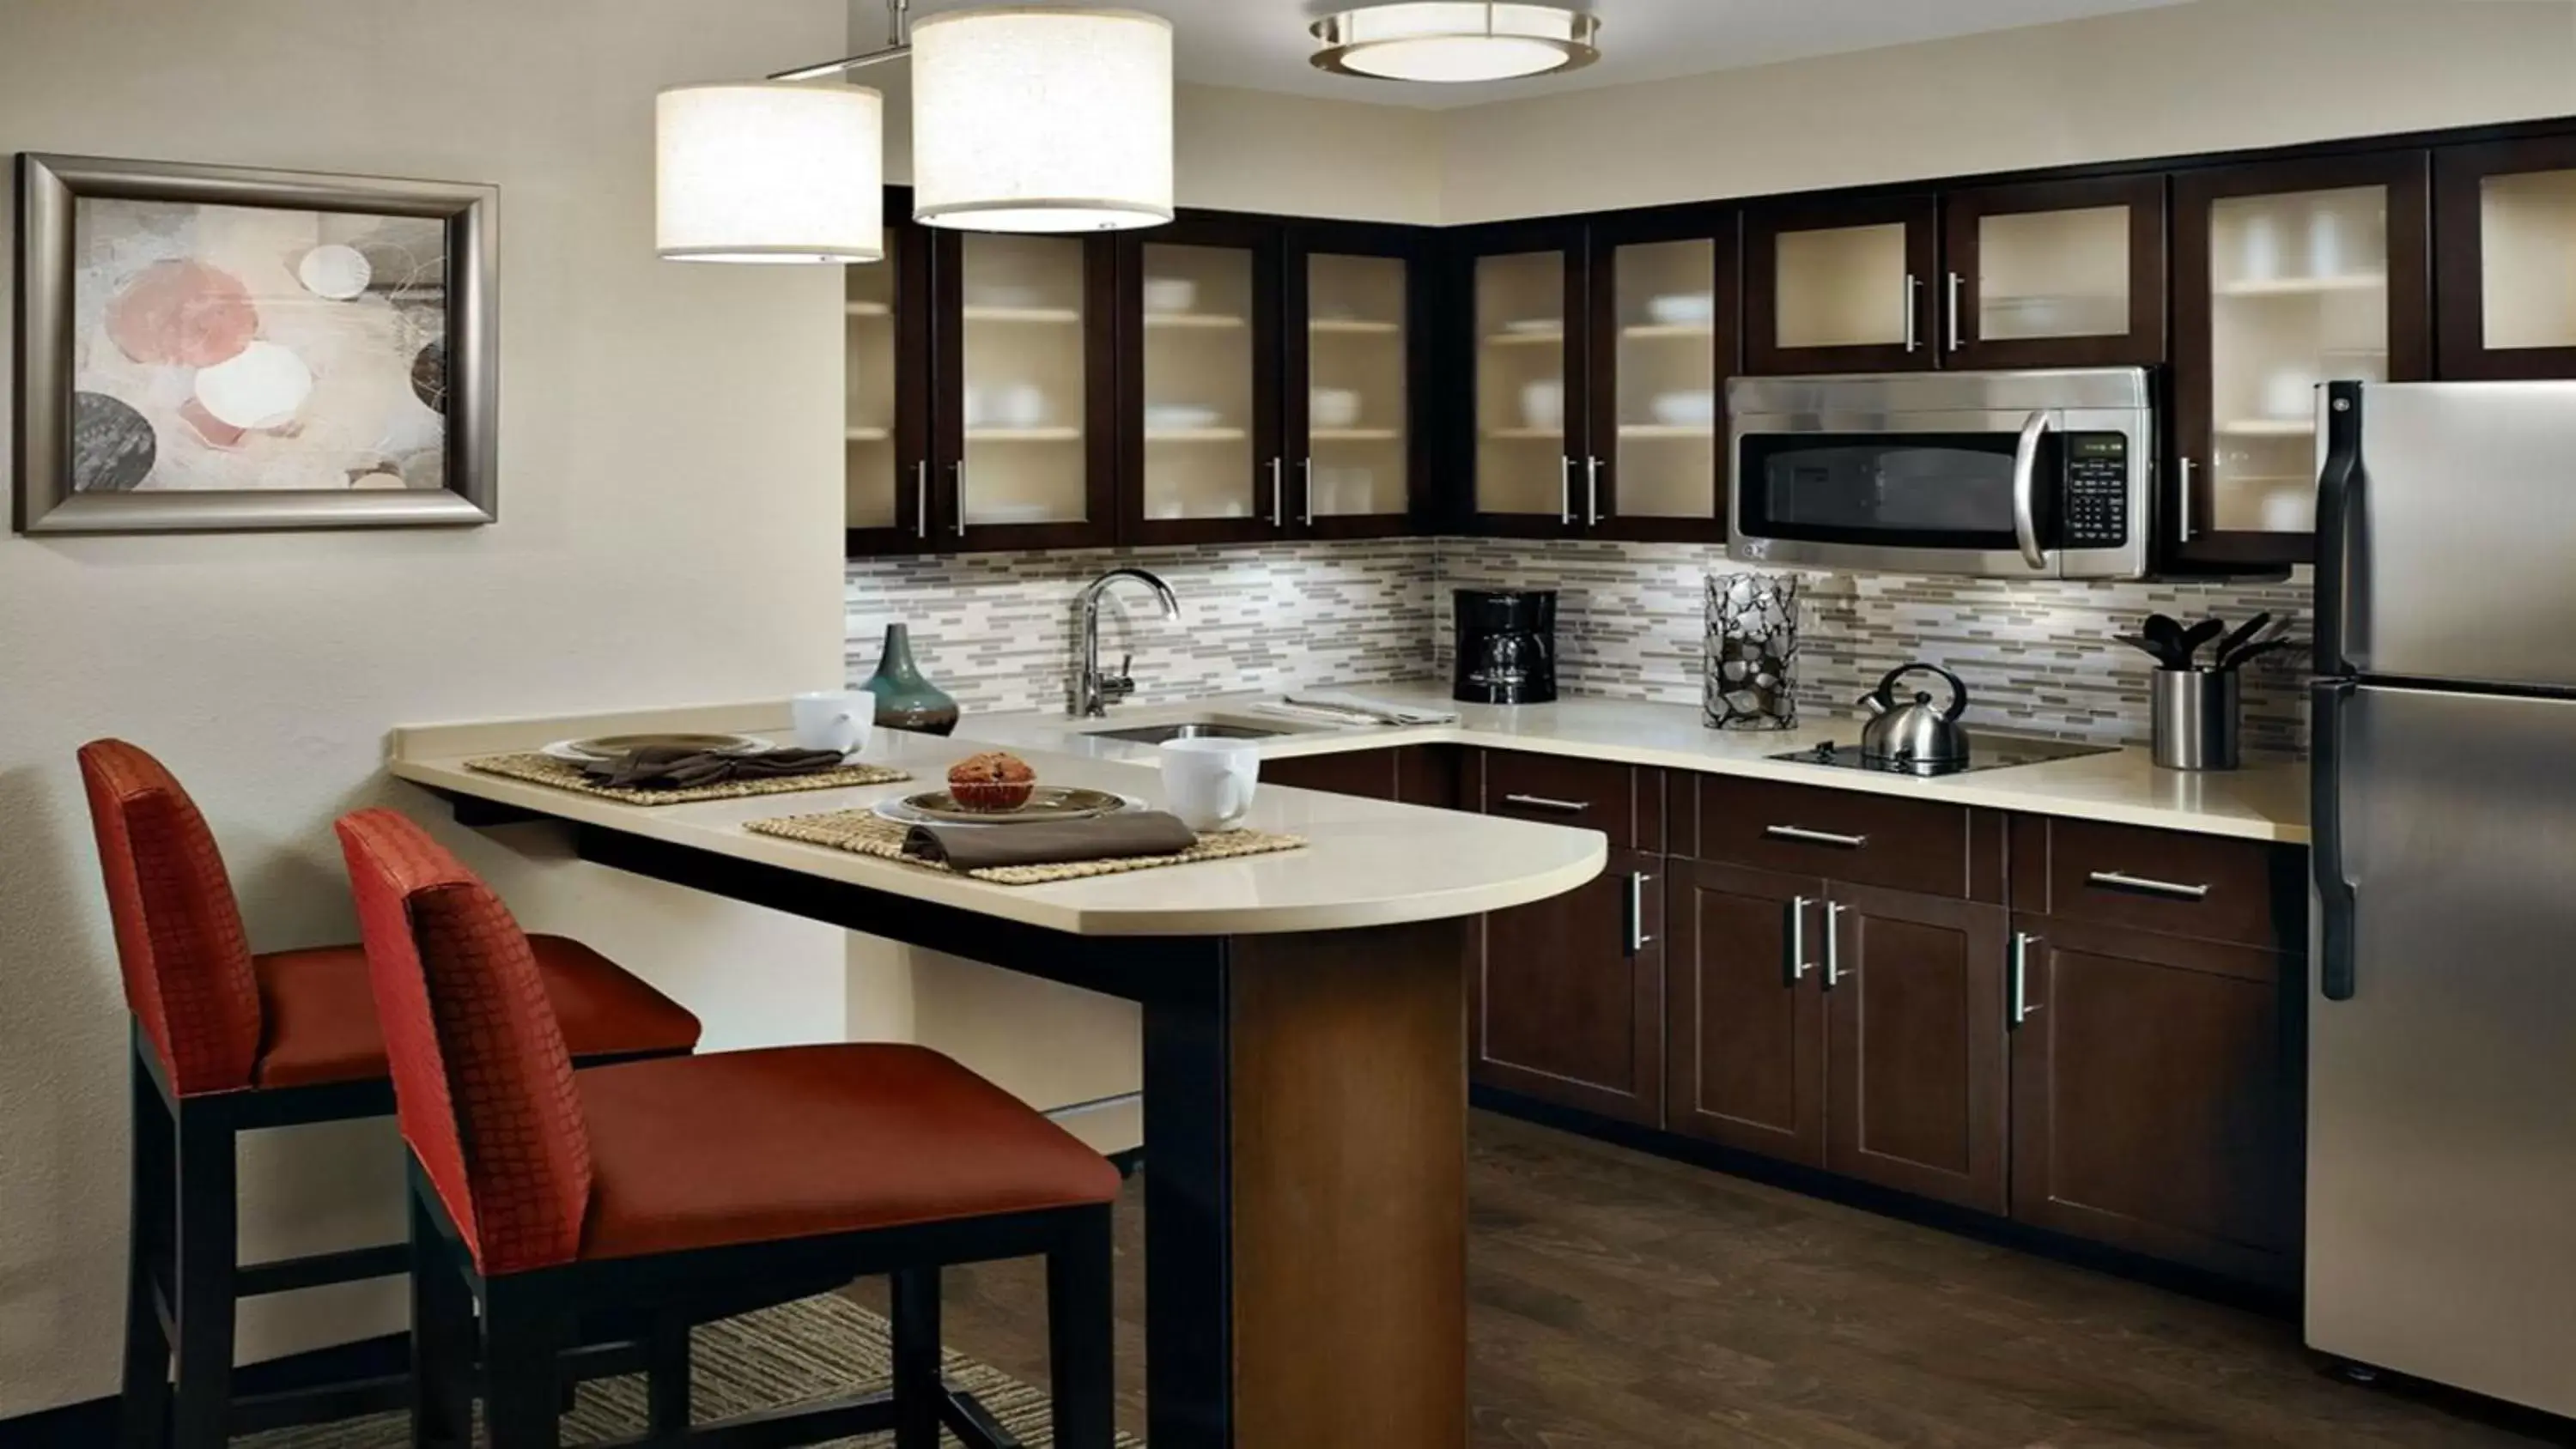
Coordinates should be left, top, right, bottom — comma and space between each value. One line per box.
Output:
2011, 409, 2051, 572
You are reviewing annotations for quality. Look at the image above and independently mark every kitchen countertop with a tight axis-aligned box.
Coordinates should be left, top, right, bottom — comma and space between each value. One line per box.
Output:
962, 682, 2312, 846
386, 701, 1607, 937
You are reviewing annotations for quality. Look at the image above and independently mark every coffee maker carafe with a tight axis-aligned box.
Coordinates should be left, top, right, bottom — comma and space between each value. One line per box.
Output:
1453, 588, 1558, 706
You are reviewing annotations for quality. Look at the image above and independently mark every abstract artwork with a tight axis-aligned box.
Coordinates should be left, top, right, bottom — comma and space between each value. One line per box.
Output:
1705, 571, 1801, 731
15, 154, 495, 533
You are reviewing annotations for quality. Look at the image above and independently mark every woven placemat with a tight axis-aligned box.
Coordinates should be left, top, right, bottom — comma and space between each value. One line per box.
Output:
744, 806, 1307, 885
464, 752, 911, 806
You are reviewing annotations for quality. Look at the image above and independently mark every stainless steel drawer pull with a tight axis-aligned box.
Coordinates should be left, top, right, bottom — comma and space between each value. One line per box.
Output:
1501, 793, 1590, 815
2010, 932, 2041, 1027
1785, 895, 1813, 985
1765, 824, 1868, 849
2087, 870, 2211, 900
1822, 900, 1848, 989
1625, 872, 1655, 957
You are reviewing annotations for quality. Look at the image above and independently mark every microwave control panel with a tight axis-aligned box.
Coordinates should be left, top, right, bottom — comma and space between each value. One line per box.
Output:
2063, 433, 2129, 548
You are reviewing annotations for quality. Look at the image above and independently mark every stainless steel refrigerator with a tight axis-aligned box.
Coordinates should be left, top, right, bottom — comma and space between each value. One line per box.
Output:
2308, 379, 2576, 1417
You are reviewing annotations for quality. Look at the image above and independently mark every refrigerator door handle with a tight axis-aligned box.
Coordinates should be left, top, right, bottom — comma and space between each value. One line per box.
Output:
2314, 381, 2364, 676
2312, 678, 2359, 1001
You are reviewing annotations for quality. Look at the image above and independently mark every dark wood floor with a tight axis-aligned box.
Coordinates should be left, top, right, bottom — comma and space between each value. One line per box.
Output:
856, 1111, 2567, 1447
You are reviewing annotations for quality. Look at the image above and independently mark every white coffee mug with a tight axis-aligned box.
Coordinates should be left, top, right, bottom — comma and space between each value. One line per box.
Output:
791, 690, 875, 756
1159, 737, 1261, 831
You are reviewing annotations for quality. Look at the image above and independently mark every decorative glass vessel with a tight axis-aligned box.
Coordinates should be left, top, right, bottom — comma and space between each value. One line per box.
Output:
861, 622, 960, 736
1705, 573, 1801, 731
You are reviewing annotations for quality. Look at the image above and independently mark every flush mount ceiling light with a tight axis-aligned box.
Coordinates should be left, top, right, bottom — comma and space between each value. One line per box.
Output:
655, 0, 1171, 262
1310, 2, 1601, 84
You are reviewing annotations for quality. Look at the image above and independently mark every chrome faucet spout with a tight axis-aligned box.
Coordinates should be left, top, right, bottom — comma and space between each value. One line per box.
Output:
1072, 567, 1182, 718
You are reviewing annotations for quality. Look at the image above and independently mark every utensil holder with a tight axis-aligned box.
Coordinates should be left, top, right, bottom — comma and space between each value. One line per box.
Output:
2151, 669, 2239, 771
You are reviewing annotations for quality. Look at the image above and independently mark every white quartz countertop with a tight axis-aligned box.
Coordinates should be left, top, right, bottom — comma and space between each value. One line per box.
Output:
385, 702, 1608, 937
962, 682, 2312, 846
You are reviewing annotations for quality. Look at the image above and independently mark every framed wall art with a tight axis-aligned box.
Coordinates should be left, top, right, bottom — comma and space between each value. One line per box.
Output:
13, 153, 495, 533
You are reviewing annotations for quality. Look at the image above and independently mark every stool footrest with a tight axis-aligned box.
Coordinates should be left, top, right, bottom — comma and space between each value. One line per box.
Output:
225, 1370, 410, 1435
236, 1241, 410, 1297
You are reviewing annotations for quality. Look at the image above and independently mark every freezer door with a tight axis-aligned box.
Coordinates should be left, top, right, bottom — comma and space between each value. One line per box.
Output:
2324, 381, 2576, 689
2307, 682, 2576, 1416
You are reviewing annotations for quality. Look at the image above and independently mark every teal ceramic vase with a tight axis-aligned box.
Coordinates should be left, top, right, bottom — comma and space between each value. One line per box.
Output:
862, 623, 960, 736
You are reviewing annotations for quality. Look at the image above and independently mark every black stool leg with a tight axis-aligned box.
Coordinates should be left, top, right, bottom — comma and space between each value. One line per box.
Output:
118, 1050, 175, 1449
1048, 1205, 1116, 1449
890, 1268, 944, 1449
409, 1191, 476, 1449
646, 1313, 691, 1435
483, 1286, 564, 1449
167, 1105, 236, 1449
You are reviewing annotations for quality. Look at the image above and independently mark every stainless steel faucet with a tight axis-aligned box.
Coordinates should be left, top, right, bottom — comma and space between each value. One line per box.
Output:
1072, 567, 1181, 717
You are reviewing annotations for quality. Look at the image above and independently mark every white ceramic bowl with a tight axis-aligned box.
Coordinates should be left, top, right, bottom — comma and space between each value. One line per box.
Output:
1521, 380, 1564, 431
1311, 388, 1361, 428
1650, 391, 1716, 427
1647, 293, 1716, 326
1142, 277, 1198, 314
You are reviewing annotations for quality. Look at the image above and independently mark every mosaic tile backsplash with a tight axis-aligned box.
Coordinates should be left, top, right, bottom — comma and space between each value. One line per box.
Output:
848, 538, 2313, 754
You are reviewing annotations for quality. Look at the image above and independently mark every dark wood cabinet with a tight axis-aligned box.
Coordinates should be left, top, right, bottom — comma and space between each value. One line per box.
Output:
1940, 175, 2166, 371
1822, 882, 2009, 1213
1261, 744, 1459, 808
1287, 220, 1435, 539
2435, 135, 2576, 380
2169, 151, 2431, 572
1473, 846, 1665, 1125
1745, 193, 1940, 375
2007, 914, 2303, 1285
843, 189, 939, 557
1664, 860, 1826, 1164
1116, 213, 1287, 548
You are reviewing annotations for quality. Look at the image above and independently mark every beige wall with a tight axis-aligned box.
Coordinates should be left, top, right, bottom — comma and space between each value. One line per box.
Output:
0, 0, 863, 1416
1441, 0, 2576, 223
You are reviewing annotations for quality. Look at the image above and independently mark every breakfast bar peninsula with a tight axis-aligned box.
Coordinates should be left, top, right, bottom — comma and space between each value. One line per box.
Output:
386, 701, 1607, 1449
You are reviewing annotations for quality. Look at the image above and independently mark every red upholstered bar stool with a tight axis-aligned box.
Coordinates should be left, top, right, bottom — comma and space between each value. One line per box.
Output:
334, 806, 1120, 1449
77, 740, 703, 1449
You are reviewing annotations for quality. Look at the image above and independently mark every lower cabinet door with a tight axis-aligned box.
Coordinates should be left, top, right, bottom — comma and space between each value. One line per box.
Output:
1822, 882, 2010, 1212
1472, 846, 1665, 1125
1664, 861, 1826, 1166
1261, 748, 1401, 800
2008, 914, 2303, 1284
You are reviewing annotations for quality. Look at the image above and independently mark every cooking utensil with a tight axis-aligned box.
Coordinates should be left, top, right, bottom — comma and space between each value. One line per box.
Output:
2213, 611, 2272, 664
2177, 617, 2227, 664
2144, 614, 2188, 664
2217, 637, 2298, 672
1857, 662, 1972, 768
2216, 615, 2294, 671
2116, 632, 2189, 669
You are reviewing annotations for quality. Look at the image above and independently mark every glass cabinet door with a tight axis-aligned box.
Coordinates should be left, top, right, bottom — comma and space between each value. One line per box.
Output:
1598, 233, 1725, 537
1747, 197, 1936, 374
1473, 246, 1577, 526
1125, 228, 1279, 543
1942, 177, 2163, 370
950, 232, 1106, 543
1298, 250, 1412, 530
2175, 155, 2429, 567
2436, 137, 2576, 379
843, 213, 931, 554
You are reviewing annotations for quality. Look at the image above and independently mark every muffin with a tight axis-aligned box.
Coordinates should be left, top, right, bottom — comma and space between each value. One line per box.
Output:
946, 751, 1037, 812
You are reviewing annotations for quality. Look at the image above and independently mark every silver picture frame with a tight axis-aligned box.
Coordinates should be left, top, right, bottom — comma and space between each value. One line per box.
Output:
13, 152, 497, 533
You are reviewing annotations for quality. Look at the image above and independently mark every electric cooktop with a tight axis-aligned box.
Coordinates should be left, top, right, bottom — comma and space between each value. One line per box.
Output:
1768, 736, 2117, 779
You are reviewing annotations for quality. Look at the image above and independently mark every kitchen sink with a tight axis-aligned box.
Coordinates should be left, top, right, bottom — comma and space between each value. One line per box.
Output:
1083, 720, 1286, 744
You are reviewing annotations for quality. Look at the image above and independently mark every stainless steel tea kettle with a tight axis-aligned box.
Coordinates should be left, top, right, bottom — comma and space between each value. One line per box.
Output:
1857, 663, 1971, 769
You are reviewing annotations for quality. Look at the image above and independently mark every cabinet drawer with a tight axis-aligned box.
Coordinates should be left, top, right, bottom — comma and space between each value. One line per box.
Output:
1481, 751, 1659, 852
1691, 776, 1971, 899
2019, 816, 2301, 949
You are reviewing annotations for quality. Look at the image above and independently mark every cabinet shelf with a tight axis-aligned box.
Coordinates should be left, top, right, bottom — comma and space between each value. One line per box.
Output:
1619, 424, 1716, 439
961, 306, 1083, 324
1142, 312, 1247, 330
1481, 427, 1563, 440
1312, 427, 1402, 442
2216, 418, 2318, 438
843, 426, 891, 442
1143, 427, 1249, 442
1309, 318, 1401, 335
1483, 330, 1564, 347
2215, 273, 2387, 298
963, 427, 1083, 441
844, 301, 891, 318
1620, 323, 1716, 339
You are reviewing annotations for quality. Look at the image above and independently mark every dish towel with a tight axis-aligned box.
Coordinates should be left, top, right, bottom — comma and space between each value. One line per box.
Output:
902, 811, 1200, 870
583, 746, 850, 791
1271, 691, 1461, 726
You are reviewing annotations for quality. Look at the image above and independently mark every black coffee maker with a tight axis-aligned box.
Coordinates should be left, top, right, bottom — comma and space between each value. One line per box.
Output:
1453, 588, 1558, 706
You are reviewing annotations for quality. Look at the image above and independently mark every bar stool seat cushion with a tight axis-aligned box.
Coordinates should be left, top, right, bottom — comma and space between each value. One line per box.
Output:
253, 937, 701, 1088
573, 1043, 1121, 1263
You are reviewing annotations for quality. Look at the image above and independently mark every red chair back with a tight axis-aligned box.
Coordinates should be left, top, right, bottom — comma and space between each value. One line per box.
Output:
76, 740, 262, 1096
334, 807, 594, 1275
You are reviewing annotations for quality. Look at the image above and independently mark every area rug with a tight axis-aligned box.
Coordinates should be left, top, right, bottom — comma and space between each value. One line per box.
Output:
237, 1293, 1140, 1447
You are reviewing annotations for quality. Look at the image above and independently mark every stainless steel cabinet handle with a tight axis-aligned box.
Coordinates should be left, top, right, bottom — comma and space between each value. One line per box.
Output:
1903, 273, 1922, 353
1585, 456, 1601, 526
1269, 457, 1285, 529
1822, 900, 1848, 988
914, 458, 929, 540
952, 461, 967, 537
1625, 872, 1655, 957
1558, 455, 1574, 525
2177, 456, 2196, 543
2010, 932, 2042, 1027
2087, 870, 2212, 900
1501, 793, 1590, 815
1786, 895, 1813, 985
1945, 270, 1964, 352
1300, 457, 1314, 527
1764, 824, 1868, 849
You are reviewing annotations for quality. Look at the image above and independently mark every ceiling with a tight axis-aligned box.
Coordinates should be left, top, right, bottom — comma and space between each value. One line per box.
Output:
870, 0, 2199, 110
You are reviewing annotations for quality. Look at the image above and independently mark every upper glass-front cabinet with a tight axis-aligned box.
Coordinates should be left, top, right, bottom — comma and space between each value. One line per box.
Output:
2173, 153, 2430, 569
1592, 219, 1735, 540
1295, 246, 1414, 532
2437, 136, 2576, 379
1472, 239, 1580, 530
1746, 196, 1936, 375
1121, 224, 1279, 544
937, 230, 1117, 550
1941, 177, 2165, 370
843, 192, 933, 555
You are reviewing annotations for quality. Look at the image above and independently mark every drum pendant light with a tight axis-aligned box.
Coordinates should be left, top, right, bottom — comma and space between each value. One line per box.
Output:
655, 83, 884, 263
910, 8, 1174, 233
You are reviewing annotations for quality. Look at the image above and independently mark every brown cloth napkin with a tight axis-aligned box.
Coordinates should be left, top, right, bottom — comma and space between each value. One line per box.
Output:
581, 745, 850, 791
902, 811, 1200, 871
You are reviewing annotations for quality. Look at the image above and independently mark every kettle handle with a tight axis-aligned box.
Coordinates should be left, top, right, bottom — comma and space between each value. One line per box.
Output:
1874, 663, 1969, 721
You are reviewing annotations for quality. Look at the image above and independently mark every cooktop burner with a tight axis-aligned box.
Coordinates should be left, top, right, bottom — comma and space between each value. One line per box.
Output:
1769, 736, 2117, 778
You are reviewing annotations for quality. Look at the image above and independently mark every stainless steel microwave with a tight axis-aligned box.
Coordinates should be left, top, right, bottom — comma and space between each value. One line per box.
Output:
1726, 368, 2154, 579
